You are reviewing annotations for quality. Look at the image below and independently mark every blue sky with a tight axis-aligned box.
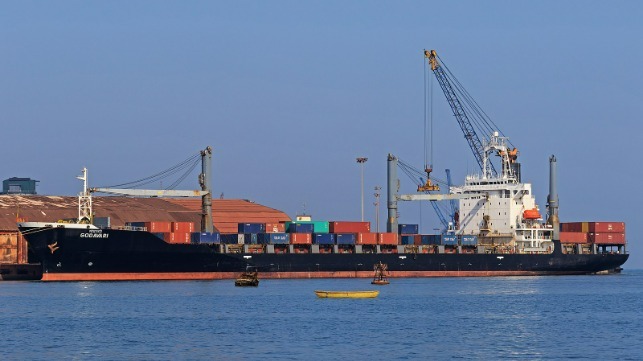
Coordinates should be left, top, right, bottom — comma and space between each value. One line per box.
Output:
2, 1, 642, 268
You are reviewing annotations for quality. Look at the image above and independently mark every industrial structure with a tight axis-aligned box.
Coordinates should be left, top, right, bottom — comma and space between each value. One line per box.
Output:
2, 177, 39, 195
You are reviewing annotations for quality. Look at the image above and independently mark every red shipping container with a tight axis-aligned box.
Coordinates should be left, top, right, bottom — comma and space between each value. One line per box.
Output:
356, 233, 377, 245
588, 222, 625, 233
329, 221, 370, 233
164, 232, 191, 244
290, 233, 312, 245
145, 221, 172, 233
413, 235, 423, 245
265, 223, 286, 233
560, 222, 585, 233
559, 232, 588, 244
172, 222, 195, 233
589, 233, 626, 245
377, 233, 398, 245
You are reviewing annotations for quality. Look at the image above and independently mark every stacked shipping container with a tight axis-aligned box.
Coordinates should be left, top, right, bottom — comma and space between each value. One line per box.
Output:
560, 222, 626, 245
215, 221, 490, 248
127, 221, 222, 245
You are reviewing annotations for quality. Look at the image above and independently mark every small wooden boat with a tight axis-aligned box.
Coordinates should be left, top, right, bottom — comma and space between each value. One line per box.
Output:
314, 290, 379, 298
371, 261, 390, 285
234, 270, 259, 287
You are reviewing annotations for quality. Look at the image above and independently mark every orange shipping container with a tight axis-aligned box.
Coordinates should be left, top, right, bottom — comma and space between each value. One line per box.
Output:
329, 221, 370, 233
559, 232, 588, 244
145, 222, 172, 233
18, 233, 28, 264
290, 233, 312, 245
589, 233, 625, 245
377, 233, 398, 245
356, 233, 377, 245
265, 223, 286, 233
0, 248, 17, 263
172, 222, 195, 233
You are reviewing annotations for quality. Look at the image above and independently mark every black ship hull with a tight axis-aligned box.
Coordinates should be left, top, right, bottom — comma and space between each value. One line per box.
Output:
19, 226, 629, 281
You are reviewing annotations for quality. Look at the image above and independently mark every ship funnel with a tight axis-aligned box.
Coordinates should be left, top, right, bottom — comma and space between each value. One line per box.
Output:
547, 155, 559, 240
386, 154, 399, 233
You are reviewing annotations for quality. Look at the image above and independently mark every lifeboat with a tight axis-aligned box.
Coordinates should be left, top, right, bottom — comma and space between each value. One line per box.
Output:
523, 208, 541, 220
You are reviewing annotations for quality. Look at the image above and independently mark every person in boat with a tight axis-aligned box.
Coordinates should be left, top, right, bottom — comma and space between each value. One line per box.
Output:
374, 261, 388, 280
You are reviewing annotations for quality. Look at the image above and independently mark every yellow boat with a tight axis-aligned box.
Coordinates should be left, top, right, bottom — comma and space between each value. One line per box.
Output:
314, 290, 379, 298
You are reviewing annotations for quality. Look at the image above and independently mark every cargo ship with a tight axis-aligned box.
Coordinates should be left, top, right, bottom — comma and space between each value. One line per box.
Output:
16, 51, 629, 280
17, 142, 629, 281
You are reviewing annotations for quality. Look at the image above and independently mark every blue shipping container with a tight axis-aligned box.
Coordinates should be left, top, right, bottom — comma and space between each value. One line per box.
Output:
257, 233, 290, 245
461, 235, 478, 246
336, 233, 356, 245
441, 234, 458, 246
152, 232, 165, 240
428, 234, 441, 245
400, 235, 415, 245
191, 232, 221, 244
313, 233, 336, 245
238, 223, 265, 234
417, 234, 441, 245
221, 234, 243, 244
287, 223, 315, 234
398, 224, 419, 235
244, 233, 258, 245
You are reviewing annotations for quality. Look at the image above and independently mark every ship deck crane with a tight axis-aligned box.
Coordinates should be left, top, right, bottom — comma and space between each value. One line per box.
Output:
425, 49, 518, 177
82, 147, 214, 233
388, 50, 519, 233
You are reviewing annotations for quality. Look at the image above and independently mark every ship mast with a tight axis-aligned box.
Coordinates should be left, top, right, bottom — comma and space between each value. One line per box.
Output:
77, 167, 92, 224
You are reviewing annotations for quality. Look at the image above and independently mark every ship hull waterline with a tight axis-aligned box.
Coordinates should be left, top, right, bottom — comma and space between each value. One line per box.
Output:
21, 227, 629, 282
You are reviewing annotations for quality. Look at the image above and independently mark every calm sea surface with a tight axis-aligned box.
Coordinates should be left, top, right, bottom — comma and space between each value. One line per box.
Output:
1, 270, 642, 360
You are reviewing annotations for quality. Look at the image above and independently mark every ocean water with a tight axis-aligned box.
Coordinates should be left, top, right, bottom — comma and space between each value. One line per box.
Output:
1, 271, 642, 361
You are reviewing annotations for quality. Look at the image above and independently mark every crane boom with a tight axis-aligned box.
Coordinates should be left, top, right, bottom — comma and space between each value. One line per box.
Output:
87, 146, 214, 233
428, 200, 449, 230
90, 188, 208, 197
425, 49, 497, 176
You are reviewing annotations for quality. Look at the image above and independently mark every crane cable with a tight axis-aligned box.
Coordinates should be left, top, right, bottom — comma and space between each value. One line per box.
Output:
437, 54, 515, 149
99, 152, 201, 189
397, 157, 447, 187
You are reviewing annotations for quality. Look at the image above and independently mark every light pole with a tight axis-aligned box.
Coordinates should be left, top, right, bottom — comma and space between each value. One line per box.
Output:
356, 157, 368, 222
374, 186, 381, 232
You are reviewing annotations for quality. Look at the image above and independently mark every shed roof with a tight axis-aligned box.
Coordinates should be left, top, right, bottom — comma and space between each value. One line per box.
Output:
166, 199, 291, 234
0, 195, 290, 233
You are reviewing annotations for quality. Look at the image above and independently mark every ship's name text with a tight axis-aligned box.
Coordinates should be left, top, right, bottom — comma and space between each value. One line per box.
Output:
80, 231, 109, 239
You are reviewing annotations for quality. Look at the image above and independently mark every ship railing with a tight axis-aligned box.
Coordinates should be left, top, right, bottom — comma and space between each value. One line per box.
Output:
114, 226, 148, 232
515, 235, 553, 242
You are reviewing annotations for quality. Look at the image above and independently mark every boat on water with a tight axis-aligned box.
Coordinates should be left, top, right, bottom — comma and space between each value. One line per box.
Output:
315, 290, 379, 299
16, 52, 629, 282
17, 137, 629, 281
371, 261, 390, 285
235, 269, 259, 287
17, 144, 630, 281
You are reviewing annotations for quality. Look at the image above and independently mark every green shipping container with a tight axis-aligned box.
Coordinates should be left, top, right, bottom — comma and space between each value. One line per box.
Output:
284, 221, 330, 233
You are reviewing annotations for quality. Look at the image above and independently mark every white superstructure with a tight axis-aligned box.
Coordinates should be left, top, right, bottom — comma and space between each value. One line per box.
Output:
453, 132, 553, 253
